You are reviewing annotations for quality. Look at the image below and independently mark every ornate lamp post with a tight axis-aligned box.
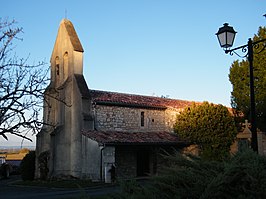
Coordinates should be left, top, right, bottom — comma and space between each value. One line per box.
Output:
216, 23, 266, 152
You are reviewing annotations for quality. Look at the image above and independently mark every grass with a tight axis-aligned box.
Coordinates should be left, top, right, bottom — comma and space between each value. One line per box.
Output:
69, 195, 111, 199
13, 179, 106, 189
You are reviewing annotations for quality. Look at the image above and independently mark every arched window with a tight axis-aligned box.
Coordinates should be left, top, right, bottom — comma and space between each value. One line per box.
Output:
63, 52, 68, 80
55, 57, 60, 85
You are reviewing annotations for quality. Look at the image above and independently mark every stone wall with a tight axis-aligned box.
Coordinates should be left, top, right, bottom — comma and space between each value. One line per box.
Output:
165, 108, 182, 132
257, 132, 266, 155
115, 148, 137, 179
93, 105, 180, 133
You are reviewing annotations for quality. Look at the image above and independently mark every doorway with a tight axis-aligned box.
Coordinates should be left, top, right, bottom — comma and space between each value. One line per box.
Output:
137, 149, 150, 176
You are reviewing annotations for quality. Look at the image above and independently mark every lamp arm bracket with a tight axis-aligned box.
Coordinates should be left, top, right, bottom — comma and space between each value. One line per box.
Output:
225, 44, 248, 58
224, 38, 266, 58
252, 38, 266, 55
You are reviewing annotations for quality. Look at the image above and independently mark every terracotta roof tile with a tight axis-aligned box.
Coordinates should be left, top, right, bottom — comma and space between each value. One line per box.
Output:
89, 90, 193, 109
82, 130, 186, 146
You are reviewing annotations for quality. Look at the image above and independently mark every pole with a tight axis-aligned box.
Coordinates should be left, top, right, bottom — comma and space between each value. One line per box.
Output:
247, 38, 258, 152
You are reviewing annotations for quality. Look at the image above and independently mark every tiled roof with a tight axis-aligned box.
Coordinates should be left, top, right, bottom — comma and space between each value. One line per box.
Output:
72, 74, 195, 109
89, 90, 194, 110
82, 130, 187, 146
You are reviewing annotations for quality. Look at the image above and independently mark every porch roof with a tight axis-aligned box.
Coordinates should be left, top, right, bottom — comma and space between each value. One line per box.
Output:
82, 130, 187, 146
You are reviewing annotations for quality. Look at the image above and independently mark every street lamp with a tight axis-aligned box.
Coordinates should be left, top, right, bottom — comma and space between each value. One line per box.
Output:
216, 23, 266, 152
216, 23, 237, 49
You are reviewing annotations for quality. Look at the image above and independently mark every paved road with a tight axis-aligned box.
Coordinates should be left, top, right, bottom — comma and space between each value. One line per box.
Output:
1, 176, 121, 199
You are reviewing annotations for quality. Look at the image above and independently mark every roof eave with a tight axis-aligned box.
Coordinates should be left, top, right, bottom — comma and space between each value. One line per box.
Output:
102, 141, 189, 147
95, 101, 167, 110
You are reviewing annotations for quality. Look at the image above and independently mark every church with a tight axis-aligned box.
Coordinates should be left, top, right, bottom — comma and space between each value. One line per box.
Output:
35, 19, 195, 182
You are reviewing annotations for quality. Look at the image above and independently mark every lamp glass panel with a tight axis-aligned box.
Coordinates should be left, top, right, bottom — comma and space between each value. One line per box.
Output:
217, 32, 226, 48
226, 32, 235, 47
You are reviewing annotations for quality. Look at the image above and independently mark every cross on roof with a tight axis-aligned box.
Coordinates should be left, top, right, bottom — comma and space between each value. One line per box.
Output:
243, 120, 251, 129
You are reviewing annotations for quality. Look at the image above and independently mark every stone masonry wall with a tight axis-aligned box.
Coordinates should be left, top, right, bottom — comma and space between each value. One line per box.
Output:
115, 148, 137, 179
93, 105, 180, 132
165, 108, 183, 133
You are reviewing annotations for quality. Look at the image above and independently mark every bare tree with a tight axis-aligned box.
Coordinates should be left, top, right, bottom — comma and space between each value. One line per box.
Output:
0, 19, 49, 141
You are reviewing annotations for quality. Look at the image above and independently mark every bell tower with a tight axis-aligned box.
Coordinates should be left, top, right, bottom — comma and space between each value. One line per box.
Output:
36, 19, 91, 179
50, 19, 84, 87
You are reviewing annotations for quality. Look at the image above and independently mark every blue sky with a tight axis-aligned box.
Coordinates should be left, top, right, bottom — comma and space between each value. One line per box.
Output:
1, 0, 265, 146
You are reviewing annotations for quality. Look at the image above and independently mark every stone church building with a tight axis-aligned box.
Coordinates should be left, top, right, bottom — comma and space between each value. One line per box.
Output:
35, 19, 197, 181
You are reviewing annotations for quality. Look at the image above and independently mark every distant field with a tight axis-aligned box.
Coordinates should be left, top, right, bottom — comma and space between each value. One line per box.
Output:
0, 146, 35, 153
0, 147, 33, 164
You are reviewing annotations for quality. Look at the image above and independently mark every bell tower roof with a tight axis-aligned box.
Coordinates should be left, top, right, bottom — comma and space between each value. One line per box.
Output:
60, 19, 84, 52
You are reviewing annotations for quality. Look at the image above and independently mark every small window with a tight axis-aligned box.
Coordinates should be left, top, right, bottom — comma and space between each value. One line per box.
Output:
141, 112, 145, 127
55, 57, 60, 76
56, 65, 59, 75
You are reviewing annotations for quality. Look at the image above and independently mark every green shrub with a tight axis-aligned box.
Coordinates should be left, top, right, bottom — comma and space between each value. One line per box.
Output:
174, 102, 237, 161
116, 150, 266, 199
202, 149, 266, 199
20, 151, 35, 181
